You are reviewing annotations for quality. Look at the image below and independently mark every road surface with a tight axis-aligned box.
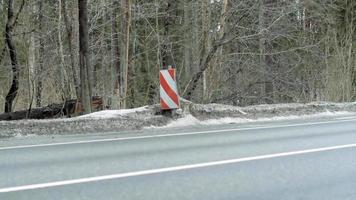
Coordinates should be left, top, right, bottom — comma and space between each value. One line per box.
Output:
1, 114, 356, 199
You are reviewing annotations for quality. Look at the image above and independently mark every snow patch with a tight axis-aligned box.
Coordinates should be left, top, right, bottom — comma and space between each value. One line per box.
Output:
161, 111, 352, 128
162, 115, 201, 128
76, 106, 149, 119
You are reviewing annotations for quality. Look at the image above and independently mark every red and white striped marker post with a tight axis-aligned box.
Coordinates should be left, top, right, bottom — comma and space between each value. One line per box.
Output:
160, 68, 180, 110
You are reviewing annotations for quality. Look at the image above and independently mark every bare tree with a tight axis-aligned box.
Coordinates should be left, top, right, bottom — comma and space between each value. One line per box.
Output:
63, 0, 80, 99
35, 0, 44, 107
4, 0, 24, 113
78, 0, 92, 114
121, 0, 131, 108
111, 0, 121, 109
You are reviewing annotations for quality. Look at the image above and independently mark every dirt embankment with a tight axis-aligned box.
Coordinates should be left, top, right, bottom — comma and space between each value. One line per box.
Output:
1, 101, 356, 138
0, 106, 168, 138
188, 101, 356, 120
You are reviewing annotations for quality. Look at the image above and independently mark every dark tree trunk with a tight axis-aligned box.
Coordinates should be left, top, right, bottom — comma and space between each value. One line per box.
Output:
121, 0, 131, 108
182, 0, 230, 100
36, 0, 44, 107
112, 0, 121, 108
162, 0, 173, 69
0, 97, 103, 121
78, 0, 92, 114
4, 0, 19, 113
0, 102, 74, 121
63, 0, 80, 99
183, 40, 221, 100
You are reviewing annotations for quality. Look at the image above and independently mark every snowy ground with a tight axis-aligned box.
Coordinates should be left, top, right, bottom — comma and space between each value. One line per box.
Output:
1, 101, 356, 138
161, 111, 352, 128
76, 106, 150, 119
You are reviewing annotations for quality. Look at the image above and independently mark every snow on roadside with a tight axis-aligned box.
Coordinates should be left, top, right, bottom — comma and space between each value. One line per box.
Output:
2, 101, 356, 138
76, 106, 149, 119
161, 114, 201, 128
160, 111, 352, 128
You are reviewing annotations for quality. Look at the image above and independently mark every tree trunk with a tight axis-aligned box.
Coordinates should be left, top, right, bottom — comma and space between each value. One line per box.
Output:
36, 0, 44, 107
78, 0, 92, 114
189, 1, 200, 101
162, 0, 173, 69
183, 0, 229, 100
111, 0, 121, 109
58, 0, 70, 100
258, 0, 267, 103
201, 0, 211, 102
121, 0, 131, 108
28, 4, 36, 117
183, 2, 192, 85
63, 0, 80, 99
130, 2, 137, 107
4, 0, 19, 113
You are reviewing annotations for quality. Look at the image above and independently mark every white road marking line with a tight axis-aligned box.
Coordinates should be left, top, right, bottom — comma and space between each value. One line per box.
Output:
1, 118, 356, 151
1, 142, 356, 193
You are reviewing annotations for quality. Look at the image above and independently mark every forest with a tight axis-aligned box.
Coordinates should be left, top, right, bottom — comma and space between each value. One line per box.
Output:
0, 0, 355, 116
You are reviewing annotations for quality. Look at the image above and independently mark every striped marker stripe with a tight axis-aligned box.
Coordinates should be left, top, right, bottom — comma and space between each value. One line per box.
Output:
160, 86, 179, 108
160, 70, 178, 94
159, 75, 179, 107
161, 79, 179, 108
159, 69, 180, 109
160, 99, 170, 110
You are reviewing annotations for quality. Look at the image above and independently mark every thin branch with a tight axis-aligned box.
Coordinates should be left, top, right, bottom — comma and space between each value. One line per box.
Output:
9, 0, 25, 29
0, 46, 6, 64
227, 44, 317, 56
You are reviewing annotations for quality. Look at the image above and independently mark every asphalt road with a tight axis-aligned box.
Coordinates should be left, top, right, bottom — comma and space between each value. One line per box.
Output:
1, 114, 356, 199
